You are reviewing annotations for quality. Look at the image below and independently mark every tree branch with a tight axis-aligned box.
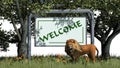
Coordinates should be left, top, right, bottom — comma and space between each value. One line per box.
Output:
15, 0, 24, 26
11, 18, 21, 41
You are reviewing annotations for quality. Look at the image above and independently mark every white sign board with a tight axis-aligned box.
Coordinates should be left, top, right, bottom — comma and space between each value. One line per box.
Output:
35, 17, 86, 46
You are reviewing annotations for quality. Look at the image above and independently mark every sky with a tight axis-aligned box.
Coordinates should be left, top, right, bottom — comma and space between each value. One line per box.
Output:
0, 19, 120, 57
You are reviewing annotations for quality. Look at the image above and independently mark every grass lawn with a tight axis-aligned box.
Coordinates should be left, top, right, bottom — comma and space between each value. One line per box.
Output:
0, 56, 120, 68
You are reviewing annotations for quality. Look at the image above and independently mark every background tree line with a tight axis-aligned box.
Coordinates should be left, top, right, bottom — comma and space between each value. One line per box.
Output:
0, 0, 120, 59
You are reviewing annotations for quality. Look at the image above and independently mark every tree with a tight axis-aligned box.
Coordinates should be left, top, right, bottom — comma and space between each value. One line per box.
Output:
0, 0, 51, 58
69, 0, 120, 59
93, 0, 120, 59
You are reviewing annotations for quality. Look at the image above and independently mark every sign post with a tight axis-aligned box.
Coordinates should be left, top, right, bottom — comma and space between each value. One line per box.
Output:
27, 13, 32, 60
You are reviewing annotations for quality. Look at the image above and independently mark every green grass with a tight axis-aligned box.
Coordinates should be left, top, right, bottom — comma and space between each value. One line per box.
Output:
0, 56, 120, 68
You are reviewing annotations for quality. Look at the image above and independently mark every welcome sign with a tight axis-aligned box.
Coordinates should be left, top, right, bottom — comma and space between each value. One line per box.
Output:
35, 17, 86, 46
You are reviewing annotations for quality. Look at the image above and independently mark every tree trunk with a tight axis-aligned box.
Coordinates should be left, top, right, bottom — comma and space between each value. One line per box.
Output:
17, 19, 28, 58
101, 31, 120, 59
101, 43, 110, 60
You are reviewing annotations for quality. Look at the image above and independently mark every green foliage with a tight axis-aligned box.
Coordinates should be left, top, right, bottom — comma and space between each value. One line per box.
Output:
94, 0, 120, 41
0, 22, 17, 51
0, 23, 9, 50
29, 2, 52, 15
0, 29, 9, 51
